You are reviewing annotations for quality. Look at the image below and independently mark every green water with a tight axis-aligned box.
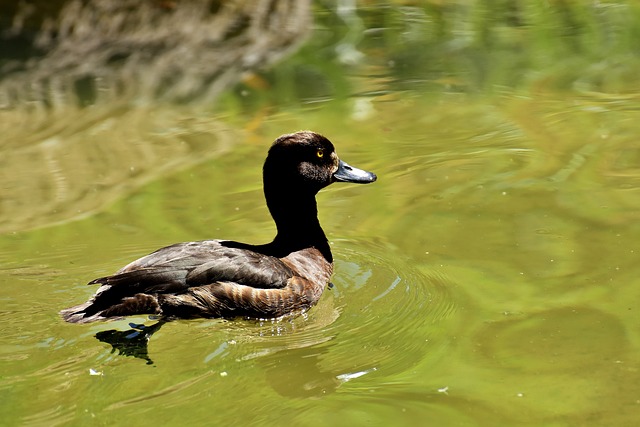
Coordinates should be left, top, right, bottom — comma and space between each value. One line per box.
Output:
2, 2, 640, 426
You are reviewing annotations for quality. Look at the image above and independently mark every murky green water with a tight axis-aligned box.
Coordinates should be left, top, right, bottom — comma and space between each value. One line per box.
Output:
2, 2, 640, 426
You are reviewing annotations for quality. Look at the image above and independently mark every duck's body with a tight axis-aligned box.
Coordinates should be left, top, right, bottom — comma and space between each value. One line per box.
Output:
61, 131, 376, 323
62, 240, 331, 323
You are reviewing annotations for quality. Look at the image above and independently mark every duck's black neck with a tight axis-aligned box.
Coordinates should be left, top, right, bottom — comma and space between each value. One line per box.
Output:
264, 185, 332, 263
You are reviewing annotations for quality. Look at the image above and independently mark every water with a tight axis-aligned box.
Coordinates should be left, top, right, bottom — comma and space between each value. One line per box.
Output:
2, 2, 640, 426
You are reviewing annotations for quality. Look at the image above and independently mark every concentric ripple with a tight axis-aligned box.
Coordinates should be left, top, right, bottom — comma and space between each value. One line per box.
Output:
173, 239, 459, 397
315, 239, 457, 376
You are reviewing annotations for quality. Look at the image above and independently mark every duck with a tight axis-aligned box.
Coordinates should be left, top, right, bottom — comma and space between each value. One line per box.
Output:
61, 131, 376, 323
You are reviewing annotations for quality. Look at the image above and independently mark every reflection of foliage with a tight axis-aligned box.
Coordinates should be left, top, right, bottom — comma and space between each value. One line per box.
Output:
223, 0, 640, 115
3, 1, 638, 113
0, 0, 312, 233
0, 0, 312, 109
370, 1, 640, 93
371, 1, 640, 93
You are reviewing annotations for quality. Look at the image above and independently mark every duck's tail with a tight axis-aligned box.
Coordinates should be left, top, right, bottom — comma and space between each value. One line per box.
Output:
60, 292, 162, 323
60, 302, 107, 324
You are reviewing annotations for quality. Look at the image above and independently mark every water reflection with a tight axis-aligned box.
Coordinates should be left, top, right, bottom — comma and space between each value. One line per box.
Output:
0, 110, 235, 234
95, 321, 165, 365
0, 0, 311, 108
261, 345, 341, 397
0, 0, 312, 235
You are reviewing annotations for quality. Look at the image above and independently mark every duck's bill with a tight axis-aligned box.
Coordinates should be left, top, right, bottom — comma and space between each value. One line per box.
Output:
333, 160, 377, 184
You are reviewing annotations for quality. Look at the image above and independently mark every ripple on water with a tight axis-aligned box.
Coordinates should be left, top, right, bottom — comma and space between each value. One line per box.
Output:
318, 240, 457, 376
152, 239, 459, 397
237, 241, 456, 389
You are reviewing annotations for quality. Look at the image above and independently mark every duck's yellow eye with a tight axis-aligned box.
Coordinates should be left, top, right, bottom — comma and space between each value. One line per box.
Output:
316, 149, 324, 158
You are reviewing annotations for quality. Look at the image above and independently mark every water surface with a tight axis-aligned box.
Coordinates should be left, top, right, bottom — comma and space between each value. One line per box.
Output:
2, 2, 640, 426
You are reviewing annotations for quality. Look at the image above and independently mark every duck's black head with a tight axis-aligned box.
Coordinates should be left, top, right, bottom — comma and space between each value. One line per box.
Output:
263, 131, 377, 195
261, 131, 376, 261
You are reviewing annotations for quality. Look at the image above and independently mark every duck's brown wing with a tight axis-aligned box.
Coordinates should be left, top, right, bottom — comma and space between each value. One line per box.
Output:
117, 240, 294, 287
61, 240, 295, 323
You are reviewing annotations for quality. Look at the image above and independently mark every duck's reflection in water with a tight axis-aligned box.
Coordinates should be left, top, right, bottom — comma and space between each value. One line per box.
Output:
260, 345, 342, 398
95, 321, 166, 365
